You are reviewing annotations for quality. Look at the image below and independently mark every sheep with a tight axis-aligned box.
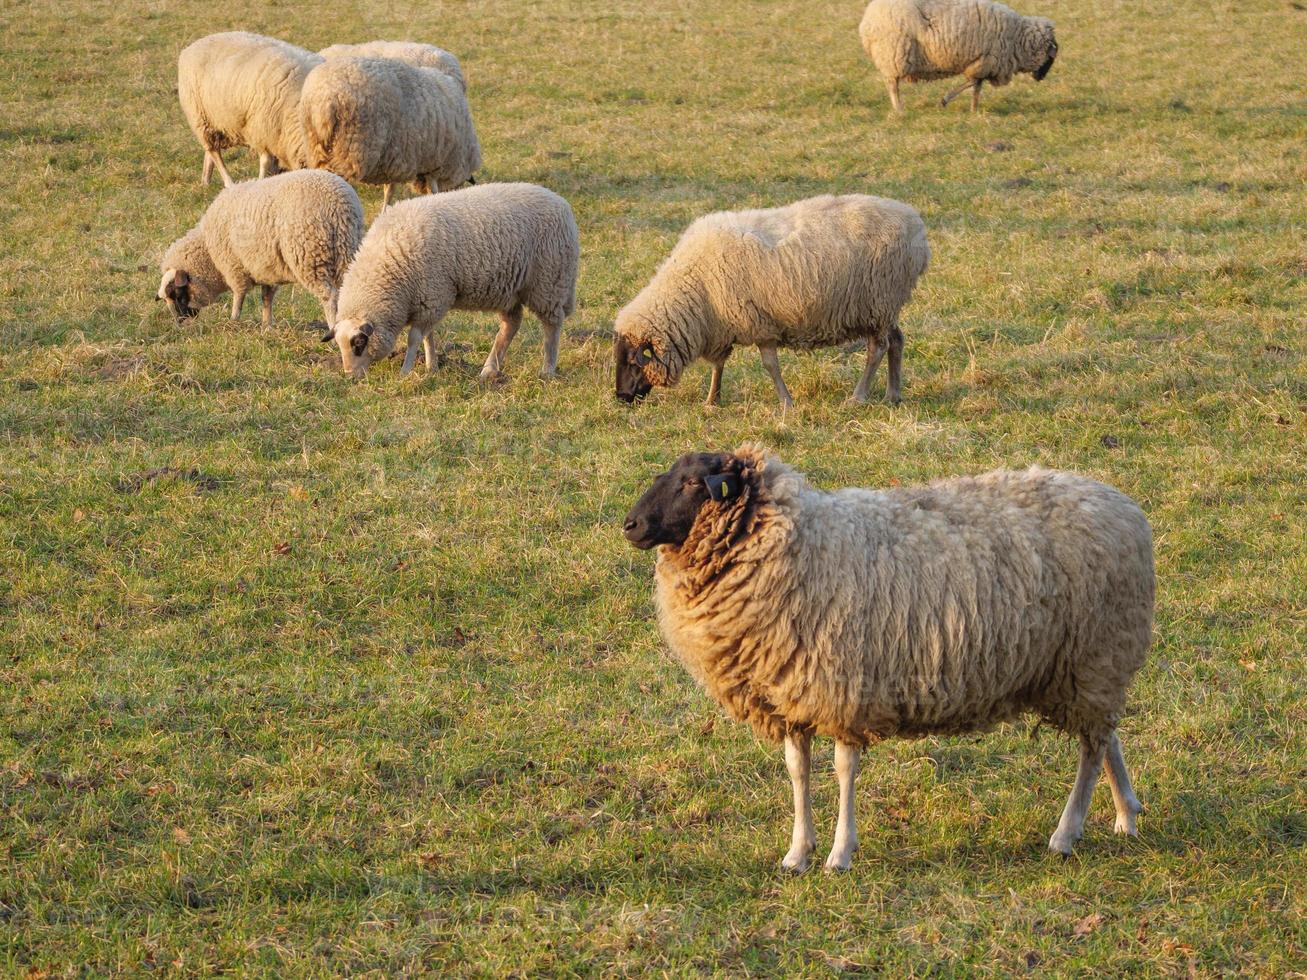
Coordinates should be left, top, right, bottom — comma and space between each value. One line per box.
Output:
300, 56, 480, 209
325, 182, 579, 382
318, 40, 466, 92
176, 31, 322, 186
613, 194, 929, 409
859, 0, 1058, 112
623, 446, 1154, 872
156, 170, 363, 330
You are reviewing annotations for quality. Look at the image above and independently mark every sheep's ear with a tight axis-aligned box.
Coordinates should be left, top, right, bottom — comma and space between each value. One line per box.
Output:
635, 344, 655, 366
360, 322, 374, 337
173, 270, 190, 288
704, 473, 742, 502
320, 325, 335, 343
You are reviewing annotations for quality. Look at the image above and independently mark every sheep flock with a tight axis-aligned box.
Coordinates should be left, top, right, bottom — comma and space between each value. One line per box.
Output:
146, 0, 1172, 877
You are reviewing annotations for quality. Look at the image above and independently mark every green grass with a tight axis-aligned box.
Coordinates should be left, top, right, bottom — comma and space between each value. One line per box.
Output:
2, 0, 1305, 974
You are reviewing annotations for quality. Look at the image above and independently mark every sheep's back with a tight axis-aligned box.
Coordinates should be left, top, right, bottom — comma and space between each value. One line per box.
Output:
679, 195, 929, 348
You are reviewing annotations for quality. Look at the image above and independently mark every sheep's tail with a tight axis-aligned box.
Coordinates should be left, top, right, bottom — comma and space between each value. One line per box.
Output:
302, 93, 363, 181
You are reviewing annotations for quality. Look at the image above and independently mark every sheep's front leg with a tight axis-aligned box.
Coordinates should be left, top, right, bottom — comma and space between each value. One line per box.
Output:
201, 152, 213, 187
208, 149, 234, 187
824, 740, 861, 872
1048, 735, 1106, 857
423, 333, 440, 371
230, 286, 248, 320
940, 79, 977, 108
886, 76, 903, 112
258, 152, 280, 179
322, 286, 339, 329
261, 285, 277, 328
539, 312, 562, 378
1104, 732, 1144, 836
399, 325, 424, 377
705, 357, 727, 406
886, 326, 903, 405
850, 335, 887, 404
758, 345, 794, 409
781, 729, 815, 873
971, 78, 983, 112
381, 184, 394, 210
480, 305, 523, 382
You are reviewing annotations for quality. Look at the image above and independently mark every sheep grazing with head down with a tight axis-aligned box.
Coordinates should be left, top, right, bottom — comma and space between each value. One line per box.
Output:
859, 0, 1058, 112
319, 40, 466, 91
614, 194, 929, 409
300, 56, 480, 209
624, 446, 1154, 872
326, 182, 579, 382
157, 170, 363, 330
177, 31, 322, 185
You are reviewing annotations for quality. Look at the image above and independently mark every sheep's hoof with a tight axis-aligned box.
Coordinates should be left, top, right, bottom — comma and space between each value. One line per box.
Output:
538, 368, 561, 381
846, 394, 869, 407
885, 392, 902, 407
779, 847, 813, 875
822, 858, 853, 874
478, 369, 507, 385
1047, 832, 1078, 858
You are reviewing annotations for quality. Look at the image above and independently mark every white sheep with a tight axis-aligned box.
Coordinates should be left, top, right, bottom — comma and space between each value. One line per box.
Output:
614, 194, 929, 408
176, 31, 322, 186
319, 40, 466, 91
156, 170, 363, 329
859, 0, 1058, 112
300, 56, 480, 209
326, 182, 579, 382
623, 446, 1154, 871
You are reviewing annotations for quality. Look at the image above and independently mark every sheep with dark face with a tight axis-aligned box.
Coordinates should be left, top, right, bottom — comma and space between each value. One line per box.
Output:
614, 195, 928, 408
860, 0, 1058, 112
156, 170, 362, 330
625, 447, 1153, 871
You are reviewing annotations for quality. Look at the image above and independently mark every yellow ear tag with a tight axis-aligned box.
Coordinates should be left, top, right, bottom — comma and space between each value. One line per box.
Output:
643, 346, 654, 358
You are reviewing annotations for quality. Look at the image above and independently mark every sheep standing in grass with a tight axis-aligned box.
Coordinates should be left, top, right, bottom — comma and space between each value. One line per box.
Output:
157, 171, 363, 329
623, 446, 1153, 871
177, 31, 322, 185
319, 40, 466, 91
614, 195, 929, 409
300, 56, 480, 209
859, 0, 1058, 112
326, 183, 579, 381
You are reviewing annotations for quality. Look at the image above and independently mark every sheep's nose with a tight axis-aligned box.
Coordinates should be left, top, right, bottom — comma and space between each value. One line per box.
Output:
623, 517, 639, 533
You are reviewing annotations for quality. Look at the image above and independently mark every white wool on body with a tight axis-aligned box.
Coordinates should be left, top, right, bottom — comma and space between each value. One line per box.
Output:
319, 41, 465, 91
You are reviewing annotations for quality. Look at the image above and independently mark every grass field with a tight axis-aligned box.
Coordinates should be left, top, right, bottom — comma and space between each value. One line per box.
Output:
2, 0, 1305, 974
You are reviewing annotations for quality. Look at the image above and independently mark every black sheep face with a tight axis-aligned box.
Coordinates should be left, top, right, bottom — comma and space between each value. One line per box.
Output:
614, 334, 656, 403
623, 451, 744, 549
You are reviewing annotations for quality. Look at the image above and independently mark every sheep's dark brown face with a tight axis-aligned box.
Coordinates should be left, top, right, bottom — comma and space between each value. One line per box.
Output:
1033, 41, 1057, 81
623, 452, 743, 549
158, 269, 198, 321
614, 335, 655, 403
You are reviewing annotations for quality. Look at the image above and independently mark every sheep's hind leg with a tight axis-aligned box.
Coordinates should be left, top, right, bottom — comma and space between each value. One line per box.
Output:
381, 184, 394, 210
850, 335, 887, 404
538, 312, 562, 378
230, 287, 248, 320
201, 152, 213, 186
781, 730, 816, 874
885, 326, 903, 405
423, 333, 440, 371
705, 356, 727, 406
824, 740, 861, 872
480, 305, 523, 383
940, 79, 977, 108
1105, 732, 1144, 836
261, 286, 276, 328
1048, 734, 1106, 857
758, 345, 794, 409
886, 77, 903, 112
971, 79, 983, 112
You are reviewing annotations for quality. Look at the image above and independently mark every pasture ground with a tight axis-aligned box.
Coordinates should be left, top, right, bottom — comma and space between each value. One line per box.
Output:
1, 0, 1304, 974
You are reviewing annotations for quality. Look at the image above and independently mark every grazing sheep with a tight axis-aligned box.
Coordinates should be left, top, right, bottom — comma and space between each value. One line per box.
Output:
859, 0, 1058, 112
157, 170, 363, 330
177, 31, 322, 186
623, 446, 1154, 871
326, 182, 579, 381
614, 195, 929, 409
319, 40, 466, 91
300, 56, 480, 208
